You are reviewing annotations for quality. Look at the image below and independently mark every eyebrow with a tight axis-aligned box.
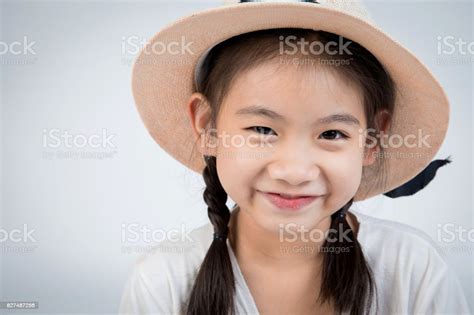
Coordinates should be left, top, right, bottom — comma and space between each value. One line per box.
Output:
235, 105, 361, 126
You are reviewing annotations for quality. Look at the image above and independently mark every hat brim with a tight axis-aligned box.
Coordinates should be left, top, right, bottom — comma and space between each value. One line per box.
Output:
131, 2, 449, 201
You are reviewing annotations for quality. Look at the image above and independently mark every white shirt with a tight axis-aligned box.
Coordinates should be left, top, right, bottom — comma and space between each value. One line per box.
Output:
118, 206, 471, 315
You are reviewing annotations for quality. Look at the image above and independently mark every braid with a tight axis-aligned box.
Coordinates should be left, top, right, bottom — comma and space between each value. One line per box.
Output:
318, 198, 378, 315
202, 155, 231, 239
185, 155, 236, 315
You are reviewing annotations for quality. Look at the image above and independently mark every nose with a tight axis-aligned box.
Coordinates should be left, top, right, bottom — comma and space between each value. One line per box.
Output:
266, 143, 321, 186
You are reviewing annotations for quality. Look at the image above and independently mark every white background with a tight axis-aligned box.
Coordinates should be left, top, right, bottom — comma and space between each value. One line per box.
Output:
0, 0, 472, 313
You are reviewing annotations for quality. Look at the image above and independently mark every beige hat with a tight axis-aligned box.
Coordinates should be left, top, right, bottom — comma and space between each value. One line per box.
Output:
131, 0, 450, 201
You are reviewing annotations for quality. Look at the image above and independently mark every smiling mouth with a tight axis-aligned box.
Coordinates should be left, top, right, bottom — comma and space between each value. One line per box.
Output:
258, 190, 322, 211
261, 190, 320, 199
269, 193, 314, 199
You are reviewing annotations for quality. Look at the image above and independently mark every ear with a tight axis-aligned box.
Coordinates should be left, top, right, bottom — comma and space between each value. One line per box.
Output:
186, 92, 217, 156
363, 109, 391, 166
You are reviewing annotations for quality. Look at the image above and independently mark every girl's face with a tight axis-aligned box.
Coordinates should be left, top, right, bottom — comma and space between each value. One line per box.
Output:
191, 60, 377, 233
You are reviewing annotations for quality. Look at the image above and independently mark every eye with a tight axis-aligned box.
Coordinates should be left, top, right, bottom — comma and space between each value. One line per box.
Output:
319, 130, 349, 140
246, 126, 277, 136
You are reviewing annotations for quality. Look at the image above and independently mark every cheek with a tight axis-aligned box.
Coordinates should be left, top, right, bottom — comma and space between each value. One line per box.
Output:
214, 128, 269, 195
215, 156, 237, 197
215, 152, 261, 204
324, 149, 364, 197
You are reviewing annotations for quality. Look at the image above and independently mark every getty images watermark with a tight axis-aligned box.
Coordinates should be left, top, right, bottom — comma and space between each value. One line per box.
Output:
120, 223, 195, 254
0, 224, 37, 254
41, 128, 118, 160
279, 223, 353, 243
436, 223, 474, 255
359, 128, 431, 149
278, 35, 354, 67
278, 222, 354, 255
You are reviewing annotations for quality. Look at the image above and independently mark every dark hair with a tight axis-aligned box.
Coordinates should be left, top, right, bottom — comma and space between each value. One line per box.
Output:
185, 28, 396, 315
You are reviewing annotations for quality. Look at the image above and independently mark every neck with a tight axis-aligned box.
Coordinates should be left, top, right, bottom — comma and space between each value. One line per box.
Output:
228, 206, 332, 271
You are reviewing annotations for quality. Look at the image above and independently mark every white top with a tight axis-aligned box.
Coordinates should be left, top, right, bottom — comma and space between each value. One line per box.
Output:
119, 207, 471, 315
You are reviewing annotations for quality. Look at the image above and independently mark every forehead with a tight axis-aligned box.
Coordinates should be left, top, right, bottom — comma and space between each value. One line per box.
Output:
220, 60, 365, 125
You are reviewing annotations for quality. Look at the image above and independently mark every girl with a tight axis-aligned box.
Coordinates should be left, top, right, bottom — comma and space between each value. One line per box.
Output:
120, 1, 470, 314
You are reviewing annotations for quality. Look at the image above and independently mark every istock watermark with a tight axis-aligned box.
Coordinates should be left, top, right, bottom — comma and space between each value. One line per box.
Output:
279, 35, 353, 56
278, 223, 353, 243
121, 34, 194, 66
199, 127, 432, 152
437, 35, 474, 56
0, 36, 38, 65
0, 224, 38, 254
0, 224, 37, 243
200, 128, 275, 150
41, 128, 118, 160
437, 223, 474, 243
120, 223, 196, 255
359, 128, 432, 149
436, 35, 474, 66
278, 223, 354, 256
435, 223, 474, 256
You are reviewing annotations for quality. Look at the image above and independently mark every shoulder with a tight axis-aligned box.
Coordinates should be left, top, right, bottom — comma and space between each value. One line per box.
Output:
137, 220, 214, 273
351, 209, 471, 314
352, 208, 449, 274
119, 221, 214, 314
352, 209, 443, 252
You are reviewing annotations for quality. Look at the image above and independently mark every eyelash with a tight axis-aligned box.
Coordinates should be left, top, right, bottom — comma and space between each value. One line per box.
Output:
246, 126, 349, 140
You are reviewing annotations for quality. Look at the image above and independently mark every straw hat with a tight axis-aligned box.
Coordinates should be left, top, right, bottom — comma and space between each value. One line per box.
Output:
131, 0, 450, 201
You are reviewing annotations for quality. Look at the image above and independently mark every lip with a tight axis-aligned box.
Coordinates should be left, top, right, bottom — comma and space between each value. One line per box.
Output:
259, 191, 321, 211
